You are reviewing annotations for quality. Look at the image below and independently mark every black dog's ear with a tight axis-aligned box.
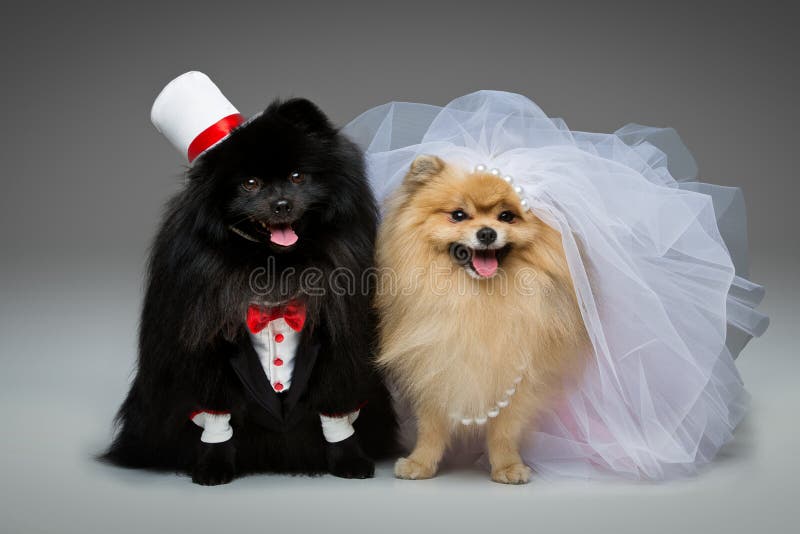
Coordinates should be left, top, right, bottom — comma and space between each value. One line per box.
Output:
275, 98, 335, 134
404, 155, 445, 187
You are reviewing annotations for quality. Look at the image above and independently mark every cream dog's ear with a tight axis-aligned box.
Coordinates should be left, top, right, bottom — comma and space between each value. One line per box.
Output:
404, 155, 445, 186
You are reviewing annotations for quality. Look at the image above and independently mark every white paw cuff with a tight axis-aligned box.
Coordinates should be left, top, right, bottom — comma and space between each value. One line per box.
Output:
191, 411, 233, 444
319, 410, 360, 443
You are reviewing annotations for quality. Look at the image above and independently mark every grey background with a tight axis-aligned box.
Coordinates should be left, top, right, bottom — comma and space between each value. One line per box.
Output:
1, 1, 797, 533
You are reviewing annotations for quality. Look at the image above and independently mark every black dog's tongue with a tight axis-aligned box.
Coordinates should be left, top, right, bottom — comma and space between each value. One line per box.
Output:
472, 249, 498, 277
269, 224, 298, 246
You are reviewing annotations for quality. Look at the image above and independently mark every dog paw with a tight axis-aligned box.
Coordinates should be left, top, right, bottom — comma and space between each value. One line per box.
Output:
491, 462, 532, 484
192, 458, 236, 486
394, 457, 437, 480
191, 441, 236, 486
326, 435, 375, 479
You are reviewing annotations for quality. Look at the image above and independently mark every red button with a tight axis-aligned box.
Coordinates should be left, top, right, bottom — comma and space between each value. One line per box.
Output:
275, 333, 284, 343
273, 358, 283, 366
274, 382, 284, 392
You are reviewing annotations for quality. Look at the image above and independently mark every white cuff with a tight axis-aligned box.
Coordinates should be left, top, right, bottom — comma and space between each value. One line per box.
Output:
191, 412, 233, 444
319, 410, 360, 443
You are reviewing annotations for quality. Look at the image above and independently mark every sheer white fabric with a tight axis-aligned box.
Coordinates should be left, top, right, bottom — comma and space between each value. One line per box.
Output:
344, 91, 768, 480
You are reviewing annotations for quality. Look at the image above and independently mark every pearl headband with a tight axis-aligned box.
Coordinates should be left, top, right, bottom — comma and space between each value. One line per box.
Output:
474, 164, 530, 210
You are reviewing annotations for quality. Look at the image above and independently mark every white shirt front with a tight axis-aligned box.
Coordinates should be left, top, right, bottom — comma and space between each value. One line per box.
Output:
248, 316, 301, 393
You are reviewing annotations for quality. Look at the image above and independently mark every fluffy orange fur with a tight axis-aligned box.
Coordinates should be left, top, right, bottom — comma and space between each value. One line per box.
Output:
375, 155, 587, 484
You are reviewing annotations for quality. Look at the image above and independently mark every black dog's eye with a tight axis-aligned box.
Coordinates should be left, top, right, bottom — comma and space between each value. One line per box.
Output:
498, 210, 517, 223
289, 172, 306, 184
450, 209, 469, 222
242, 177, 262, 192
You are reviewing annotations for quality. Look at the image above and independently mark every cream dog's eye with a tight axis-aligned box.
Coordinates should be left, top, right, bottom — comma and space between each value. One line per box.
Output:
498, 210, 516, 223
450, 209, 468, 222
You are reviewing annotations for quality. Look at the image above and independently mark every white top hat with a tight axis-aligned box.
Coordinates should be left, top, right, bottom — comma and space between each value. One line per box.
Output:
150, 71, 244, 163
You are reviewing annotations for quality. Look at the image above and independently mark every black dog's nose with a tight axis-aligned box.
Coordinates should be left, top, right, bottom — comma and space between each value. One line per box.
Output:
272, 199, 293, 215
476, 227, 497, 245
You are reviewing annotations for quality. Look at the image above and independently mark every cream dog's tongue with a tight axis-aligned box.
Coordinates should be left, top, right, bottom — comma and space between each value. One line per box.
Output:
472, 250, 498, 277
269, 224, 298, 246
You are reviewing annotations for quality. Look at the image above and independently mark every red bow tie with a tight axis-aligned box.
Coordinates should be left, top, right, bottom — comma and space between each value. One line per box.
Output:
246, 301, 307, 334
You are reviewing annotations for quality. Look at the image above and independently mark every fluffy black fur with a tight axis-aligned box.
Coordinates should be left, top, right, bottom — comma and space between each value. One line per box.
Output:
103, 98, 396, 484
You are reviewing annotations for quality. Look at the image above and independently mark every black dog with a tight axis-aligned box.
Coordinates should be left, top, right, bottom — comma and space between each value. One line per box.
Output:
103, 98, 396, 485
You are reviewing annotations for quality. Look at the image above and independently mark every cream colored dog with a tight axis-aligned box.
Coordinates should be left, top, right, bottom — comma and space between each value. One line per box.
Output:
375, 156, 587, 484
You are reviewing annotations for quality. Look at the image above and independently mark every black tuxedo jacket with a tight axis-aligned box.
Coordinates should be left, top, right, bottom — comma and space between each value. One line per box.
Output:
229, 332, 320, 433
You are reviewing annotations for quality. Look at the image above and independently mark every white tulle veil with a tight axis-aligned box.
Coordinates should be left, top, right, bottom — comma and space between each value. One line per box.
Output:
343, 91, 768, 480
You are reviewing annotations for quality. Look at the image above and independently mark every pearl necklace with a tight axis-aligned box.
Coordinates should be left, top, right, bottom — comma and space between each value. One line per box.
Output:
452, 368, 525, 426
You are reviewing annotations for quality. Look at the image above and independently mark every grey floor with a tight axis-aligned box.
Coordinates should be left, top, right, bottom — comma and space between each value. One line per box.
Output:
0, 252, 796, 534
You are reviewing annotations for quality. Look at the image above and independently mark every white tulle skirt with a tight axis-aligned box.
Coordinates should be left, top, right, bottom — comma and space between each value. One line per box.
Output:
343, 91, 769, 480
